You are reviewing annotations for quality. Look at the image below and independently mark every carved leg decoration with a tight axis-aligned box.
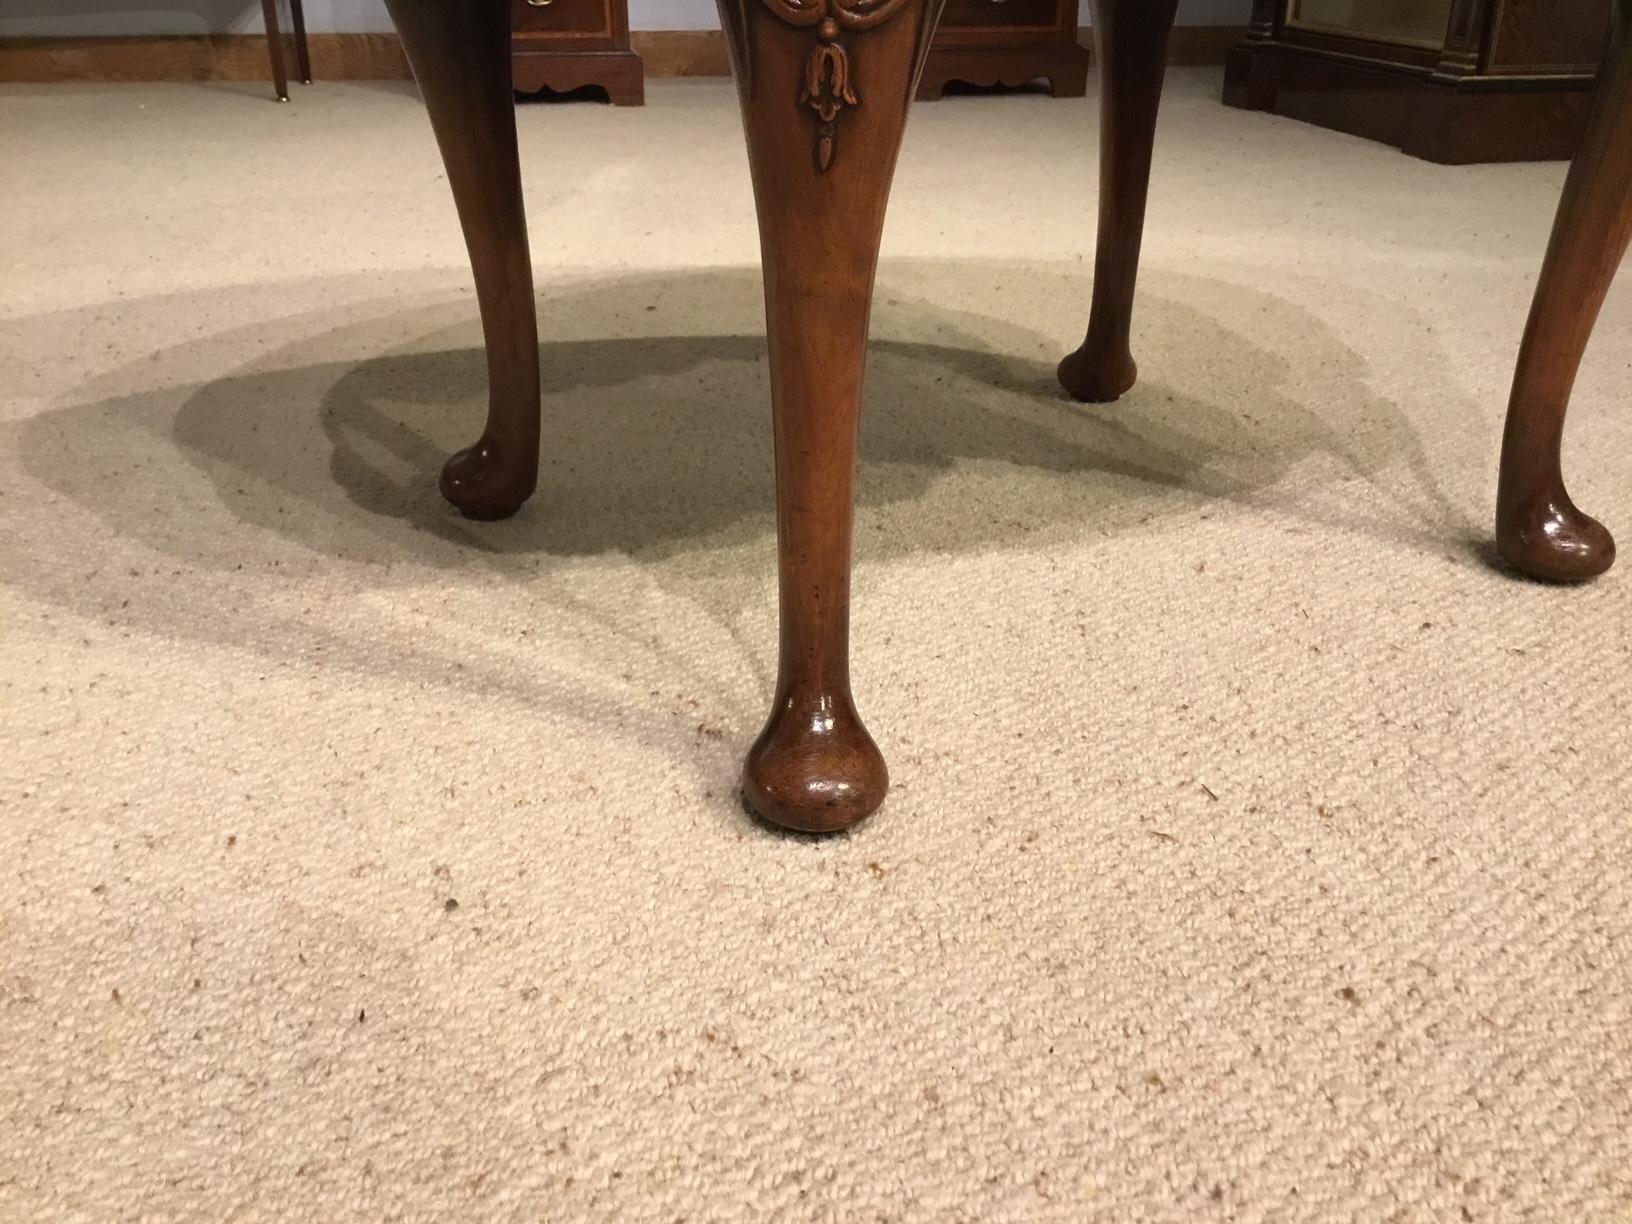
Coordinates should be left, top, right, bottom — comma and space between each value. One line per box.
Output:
1495, 0, 1632, 582
719, 0, 944, 832
386, 0, 541, 521
1057, 0, 1180, 403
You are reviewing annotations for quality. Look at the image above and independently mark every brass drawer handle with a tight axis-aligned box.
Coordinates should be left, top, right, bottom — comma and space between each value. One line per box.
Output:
526, 0, 556, 7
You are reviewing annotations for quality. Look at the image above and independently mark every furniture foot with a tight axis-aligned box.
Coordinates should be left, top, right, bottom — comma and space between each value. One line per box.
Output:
1498, 497, 1615, 582
718, 0, 943, 832
1496, 0, 1632, 582
1045, 59, 1090, 99
386, 0, 542, 521
1058, 0, 1179, 403
440, 441, 536, 521
914, 43, 1090, 101
1057, 344, 1137, 404
513, 49, 647, 105
742, 693, 888, 834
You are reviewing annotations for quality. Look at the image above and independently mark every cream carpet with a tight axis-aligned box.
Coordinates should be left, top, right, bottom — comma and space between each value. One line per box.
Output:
2, 72, 1629, 1222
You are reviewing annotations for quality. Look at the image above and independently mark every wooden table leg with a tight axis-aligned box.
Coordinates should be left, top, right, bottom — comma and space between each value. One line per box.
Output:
1057, 0, 1179, 403
386, 0, 542, 521
718, 0, 945, 832
1496, 0, 1632, 582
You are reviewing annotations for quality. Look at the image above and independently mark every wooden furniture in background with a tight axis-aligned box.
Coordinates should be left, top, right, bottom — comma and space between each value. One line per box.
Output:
511, 0, 643, 104
1224, 0, 1609, 162
385, 0, 1631, 832
916, 0, 1088, 99
260, 0, 311, 101
0, 24, 1259, 86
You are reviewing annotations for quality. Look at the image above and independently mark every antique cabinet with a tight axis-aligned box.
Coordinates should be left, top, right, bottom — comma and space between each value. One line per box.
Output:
511, 0, 644, 104
1223, 0, 1609, 162
917, 0, 1090, 99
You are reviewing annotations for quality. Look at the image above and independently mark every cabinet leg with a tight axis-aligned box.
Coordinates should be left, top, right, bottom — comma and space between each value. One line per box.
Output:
386, 0, 541, 520
718, 0, 944, 832
1058, 0, 1179, 403
290, 0, 313, 84
1495, 0, 1632, 582
260, 0, 290, 102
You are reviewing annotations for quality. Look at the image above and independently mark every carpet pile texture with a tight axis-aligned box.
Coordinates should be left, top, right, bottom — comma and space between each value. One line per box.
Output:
2, 72, 1629, 1221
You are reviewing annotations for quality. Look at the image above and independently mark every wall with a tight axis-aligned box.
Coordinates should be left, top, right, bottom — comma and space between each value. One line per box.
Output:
0, 0, 1253, 37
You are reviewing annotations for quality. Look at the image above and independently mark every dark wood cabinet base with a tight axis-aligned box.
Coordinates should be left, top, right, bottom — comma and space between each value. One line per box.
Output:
511, 0, 644, 107
1223, 0, 1608, 164
916, 41, 1089, 99
1223, 41, 1595, 164
917, 0, 1087, 101
513, 46, 644, 104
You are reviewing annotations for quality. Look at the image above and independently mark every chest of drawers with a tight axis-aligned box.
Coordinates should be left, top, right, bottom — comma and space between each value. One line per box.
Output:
511, 0, 644, 104
1224, 0, 1608, 162
918, 0, 1090, 98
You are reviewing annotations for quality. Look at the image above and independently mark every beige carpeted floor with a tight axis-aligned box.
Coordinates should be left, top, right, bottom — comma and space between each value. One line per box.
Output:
2, 71, 1629, 1222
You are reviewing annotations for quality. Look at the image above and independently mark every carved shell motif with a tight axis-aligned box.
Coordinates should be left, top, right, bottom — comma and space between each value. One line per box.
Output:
758, 0, 912, 170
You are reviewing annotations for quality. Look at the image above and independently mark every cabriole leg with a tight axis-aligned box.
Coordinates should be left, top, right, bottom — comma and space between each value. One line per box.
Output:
1058, 0, 1180, 403
387, 0, 542, 521
718, 0, 945, 831
1495, 0, 1632, 581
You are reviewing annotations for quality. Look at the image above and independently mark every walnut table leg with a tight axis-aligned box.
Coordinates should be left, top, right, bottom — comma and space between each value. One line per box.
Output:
1058, 0, 1179, 403
387, 0, 542, 521
718, 0, 945, 832
1495, 0, 1632, 582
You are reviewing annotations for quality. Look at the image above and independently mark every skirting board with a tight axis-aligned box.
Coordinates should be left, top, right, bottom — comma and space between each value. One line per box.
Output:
0, 34, 409, 83
1, 27, 1242, 84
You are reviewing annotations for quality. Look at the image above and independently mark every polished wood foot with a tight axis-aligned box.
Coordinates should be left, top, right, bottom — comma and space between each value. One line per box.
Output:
717, 0, 943, 832
741, 695, 889, 834
1058, 0, 1179, 404
1496, 0, 1631, 583
387, 0, 542, 521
